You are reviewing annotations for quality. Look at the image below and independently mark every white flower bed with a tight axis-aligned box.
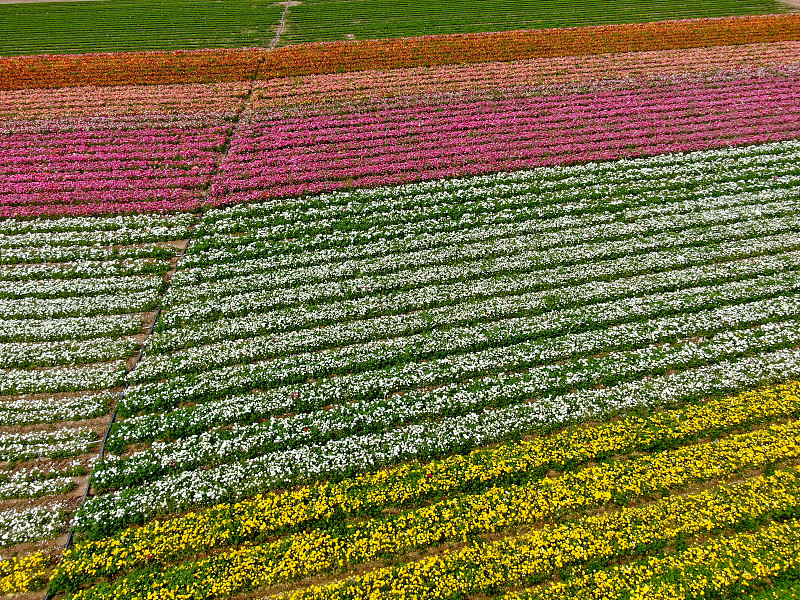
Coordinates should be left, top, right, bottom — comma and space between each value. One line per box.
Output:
0, 314, 142, 344
0, 391, 115, 426
0, 360, 128, 395
0, 290, 158, 320
140, 231, 800, 373
0, 275, 162, 301
0, 259, 163, 282
123, 258, 800, 414
0, 428, 97, 462
163, 194, 800, 320
0, 213, 193, 236
0, 337, 138, 369
0, 243, 174, 266
0, 203, 190, 548
0, 502, 69, 547
94, 318, 800, 490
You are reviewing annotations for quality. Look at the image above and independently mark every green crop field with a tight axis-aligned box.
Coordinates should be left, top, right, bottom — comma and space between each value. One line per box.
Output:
0, 0, 285, 56
280, 0, 792, 45
0, 0, 793, 56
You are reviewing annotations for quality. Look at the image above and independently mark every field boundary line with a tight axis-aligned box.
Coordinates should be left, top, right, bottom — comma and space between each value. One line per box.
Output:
269, 0, 292, 49
42, 66, 263, 600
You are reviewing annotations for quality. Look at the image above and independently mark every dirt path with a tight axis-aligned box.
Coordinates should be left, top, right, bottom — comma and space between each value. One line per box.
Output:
779, 0, 800, 8
269, 0, 299, 49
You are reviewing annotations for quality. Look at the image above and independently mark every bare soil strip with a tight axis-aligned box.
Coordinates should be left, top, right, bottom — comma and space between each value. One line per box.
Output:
269, 0, 295, 50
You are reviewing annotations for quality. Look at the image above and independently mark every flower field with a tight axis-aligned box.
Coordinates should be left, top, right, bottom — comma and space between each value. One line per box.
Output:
1, 14, 800, 600
0, 0, 793, 57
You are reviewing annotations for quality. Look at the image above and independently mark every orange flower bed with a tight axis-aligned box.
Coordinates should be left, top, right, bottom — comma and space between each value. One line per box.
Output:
2, 14, 799, 90
0, 48, 265, 90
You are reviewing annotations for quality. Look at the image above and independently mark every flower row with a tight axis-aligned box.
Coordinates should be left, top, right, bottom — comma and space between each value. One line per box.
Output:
0, 314, 142, 344
143, 235, 800, 381
170, 187, 800, 307
0, 81, 249, 121
0, 391, 115, 426
0, 87, 245, 218
0, 502, 70, 547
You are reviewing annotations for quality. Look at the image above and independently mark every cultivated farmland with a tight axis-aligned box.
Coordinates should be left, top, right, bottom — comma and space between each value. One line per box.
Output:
0, 12, 800, 600
0, 0, 794, 55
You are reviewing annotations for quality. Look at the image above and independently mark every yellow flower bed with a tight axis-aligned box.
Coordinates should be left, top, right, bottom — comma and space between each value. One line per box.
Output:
52, 381, 800, 595
741, 580, 800, 600
0, 552, 49, 594
63, 418, 800, 599
276, 470, 800, 600
507, 519, 800, 599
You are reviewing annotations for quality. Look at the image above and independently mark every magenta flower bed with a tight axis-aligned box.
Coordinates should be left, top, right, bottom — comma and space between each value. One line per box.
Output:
0, 83, 247, 218
0, 124, 227, 217
208, 72, 800, 206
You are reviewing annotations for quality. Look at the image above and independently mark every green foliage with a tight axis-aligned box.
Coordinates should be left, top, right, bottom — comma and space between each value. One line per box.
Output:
0, 0, 284, 56
280, 0, 791, 45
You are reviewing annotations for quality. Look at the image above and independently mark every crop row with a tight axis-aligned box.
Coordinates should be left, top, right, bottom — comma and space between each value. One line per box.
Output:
0, 552, 47, 594
0, 81, 248, 121
0, 503, 70, 548
57, 381, 800, 598
162, 206, 800, 329
129, 259, 800, 418
0, 392, 114, 427
177, 174, 800, 295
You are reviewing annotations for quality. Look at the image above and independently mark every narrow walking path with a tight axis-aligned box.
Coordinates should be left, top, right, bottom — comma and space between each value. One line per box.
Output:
269, 0, 294, 49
